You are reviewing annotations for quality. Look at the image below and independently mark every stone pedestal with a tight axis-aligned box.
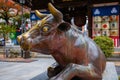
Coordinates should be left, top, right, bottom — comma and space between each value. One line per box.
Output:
102, 62, 118, 80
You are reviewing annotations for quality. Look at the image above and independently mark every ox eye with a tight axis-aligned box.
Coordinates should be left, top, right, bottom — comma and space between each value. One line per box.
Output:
42, 26, 49, 32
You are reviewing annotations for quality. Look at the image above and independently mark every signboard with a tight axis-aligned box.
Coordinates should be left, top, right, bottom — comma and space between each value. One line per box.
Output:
30, 11, 50, 21
30, 12, 41, 21
92, 5, 119, 16
92, 5, 120, 47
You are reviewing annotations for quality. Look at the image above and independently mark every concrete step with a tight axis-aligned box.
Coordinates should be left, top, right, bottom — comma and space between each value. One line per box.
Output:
107, 57, 120, 61
32, 53, 53, 58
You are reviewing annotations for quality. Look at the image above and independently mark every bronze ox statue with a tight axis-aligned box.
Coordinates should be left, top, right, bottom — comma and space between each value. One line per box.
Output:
17, 3, 106, 80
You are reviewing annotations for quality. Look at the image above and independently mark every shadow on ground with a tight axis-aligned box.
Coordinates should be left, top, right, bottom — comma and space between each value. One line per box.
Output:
30, 71, 48, 80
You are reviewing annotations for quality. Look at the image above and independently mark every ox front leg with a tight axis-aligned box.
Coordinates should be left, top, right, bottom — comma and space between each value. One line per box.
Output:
47, 62, 63, 78
49, 63, 102, 80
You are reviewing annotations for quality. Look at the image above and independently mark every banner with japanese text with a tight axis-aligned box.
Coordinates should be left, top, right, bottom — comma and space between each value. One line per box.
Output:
92, 5, 120, 47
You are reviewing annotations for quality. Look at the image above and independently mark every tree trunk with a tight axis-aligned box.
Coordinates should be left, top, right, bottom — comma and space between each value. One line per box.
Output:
5, 18, 9, 25
3, 34, 7, 58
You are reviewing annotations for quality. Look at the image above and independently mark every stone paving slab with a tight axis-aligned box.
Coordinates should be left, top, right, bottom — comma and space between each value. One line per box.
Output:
0, 58, 55, 80
0, 59, 118, 80
102, 62, 118, 80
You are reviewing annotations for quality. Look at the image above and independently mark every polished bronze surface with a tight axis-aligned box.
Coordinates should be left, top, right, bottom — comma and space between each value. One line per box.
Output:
18, 3, 106, 80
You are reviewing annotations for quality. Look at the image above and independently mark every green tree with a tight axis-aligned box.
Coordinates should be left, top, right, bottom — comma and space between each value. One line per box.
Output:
12, 12, 30, 30
23, 13, 30, 19
0, 24, 16, 57
94, 36, 114, 57
0, 24, 16, 49
0, 0, 21, 24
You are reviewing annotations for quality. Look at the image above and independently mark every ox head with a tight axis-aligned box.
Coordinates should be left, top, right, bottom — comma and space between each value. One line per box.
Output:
17, 3, 71, 54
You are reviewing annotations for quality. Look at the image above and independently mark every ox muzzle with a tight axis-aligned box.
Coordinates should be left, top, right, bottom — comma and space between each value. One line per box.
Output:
17, 33, 31, 51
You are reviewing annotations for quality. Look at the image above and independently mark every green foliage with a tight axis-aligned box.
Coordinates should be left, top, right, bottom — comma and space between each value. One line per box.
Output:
13, 15, 21, 21
0, 24, 16, 40
23, 13, 30, 18
94, 36, 114, 57
0, 24, 16, 34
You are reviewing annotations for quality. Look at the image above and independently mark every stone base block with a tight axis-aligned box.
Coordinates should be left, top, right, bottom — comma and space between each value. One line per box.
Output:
102, 62, 118, 80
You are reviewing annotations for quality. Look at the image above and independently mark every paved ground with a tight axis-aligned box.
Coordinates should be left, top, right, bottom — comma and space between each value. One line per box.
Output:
0, 57, 119, 80
110, 61, 120, 76
107, 57, 120, 76
0, 45, 120, 79
116, 66, 120, 76
0, 58, 55, 80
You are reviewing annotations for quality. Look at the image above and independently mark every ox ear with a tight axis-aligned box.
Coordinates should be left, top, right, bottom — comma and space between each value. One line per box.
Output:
48, 3, 63, 22
57, 22, 71, 32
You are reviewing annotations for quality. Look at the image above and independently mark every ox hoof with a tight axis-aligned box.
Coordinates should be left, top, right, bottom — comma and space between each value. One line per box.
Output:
47, 67, 56, 78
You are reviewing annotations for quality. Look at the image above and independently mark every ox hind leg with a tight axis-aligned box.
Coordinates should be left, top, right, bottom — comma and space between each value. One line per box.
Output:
50, 63, 102, 80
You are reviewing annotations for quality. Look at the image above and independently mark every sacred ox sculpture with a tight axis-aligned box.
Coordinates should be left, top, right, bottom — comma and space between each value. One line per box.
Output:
17, 3, 106, 80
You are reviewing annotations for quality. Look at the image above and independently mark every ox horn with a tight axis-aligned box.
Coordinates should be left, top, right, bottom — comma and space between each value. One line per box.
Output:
48, 3, 63, 22
35, 10, 48, 19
